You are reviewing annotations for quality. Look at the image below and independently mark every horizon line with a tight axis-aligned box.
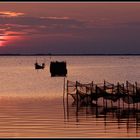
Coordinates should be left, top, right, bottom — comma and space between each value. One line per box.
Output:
0, 53, 140, 56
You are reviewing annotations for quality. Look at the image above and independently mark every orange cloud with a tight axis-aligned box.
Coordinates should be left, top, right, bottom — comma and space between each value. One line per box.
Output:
40, 16, 70, 20
0, 11, 25, 17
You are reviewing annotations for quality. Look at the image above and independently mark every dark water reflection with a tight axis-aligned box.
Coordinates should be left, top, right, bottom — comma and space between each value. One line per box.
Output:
63, 98, 140, 137
0, 96, 140, 137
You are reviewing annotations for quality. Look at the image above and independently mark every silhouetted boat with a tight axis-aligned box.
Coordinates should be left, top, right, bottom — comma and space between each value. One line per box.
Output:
50, 61, 67, 77
35, 62, 45, 70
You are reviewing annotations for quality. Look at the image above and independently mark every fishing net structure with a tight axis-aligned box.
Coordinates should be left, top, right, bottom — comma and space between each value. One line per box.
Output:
66, 80, 140, 105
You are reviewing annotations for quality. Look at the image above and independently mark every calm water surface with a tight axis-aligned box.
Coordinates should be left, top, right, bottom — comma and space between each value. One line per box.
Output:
0, 56, 140, 138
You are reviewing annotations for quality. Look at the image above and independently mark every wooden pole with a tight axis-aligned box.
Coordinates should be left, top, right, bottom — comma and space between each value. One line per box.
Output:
95, 85, 98, 114
63, 77, 66, 100
66, 80, 69, 119
66, 80, 68, 105
122, 83, 125, 110
117, 82, 120, 109
95, 84, 98, 106
126, 81, 130, 109
86, 85, 88, 105
111, 84, 113, 109
102, 80, 105, 107
76, 81, 78, 113
104, 80, 107, 109
91, 81, 94, 104
133, 84, 135, 109
63, 77, 66, 120
135, 82, 138, 110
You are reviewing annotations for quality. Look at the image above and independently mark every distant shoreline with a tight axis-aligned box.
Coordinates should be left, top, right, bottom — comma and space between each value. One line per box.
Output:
0, 54, 140, 56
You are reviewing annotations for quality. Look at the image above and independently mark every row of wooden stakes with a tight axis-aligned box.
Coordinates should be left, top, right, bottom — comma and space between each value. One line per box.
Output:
66, 80, 140, 105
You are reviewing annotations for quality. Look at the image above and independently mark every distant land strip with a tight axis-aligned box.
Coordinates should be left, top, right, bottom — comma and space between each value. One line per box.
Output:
0, 53, 140, 56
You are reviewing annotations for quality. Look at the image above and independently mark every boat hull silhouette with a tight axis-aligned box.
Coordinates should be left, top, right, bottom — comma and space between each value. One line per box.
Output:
50, 61, 67, 77
35, 63, 45, 69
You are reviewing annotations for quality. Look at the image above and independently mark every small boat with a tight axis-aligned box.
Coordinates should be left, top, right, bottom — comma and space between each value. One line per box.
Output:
35, 62, 45, 70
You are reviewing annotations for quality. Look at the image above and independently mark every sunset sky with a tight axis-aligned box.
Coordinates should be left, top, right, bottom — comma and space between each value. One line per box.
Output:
0, 2, 140, 54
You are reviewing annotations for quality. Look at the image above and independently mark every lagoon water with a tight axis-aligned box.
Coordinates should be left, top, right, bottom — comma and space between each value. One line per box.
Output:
0, 56, 140, 137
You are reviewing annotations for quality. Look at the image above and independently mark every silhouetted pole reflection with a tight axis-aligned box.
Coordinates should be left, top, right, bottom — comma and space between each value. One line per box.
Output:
117, 109, 121, 129
64, 98, 140, 134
